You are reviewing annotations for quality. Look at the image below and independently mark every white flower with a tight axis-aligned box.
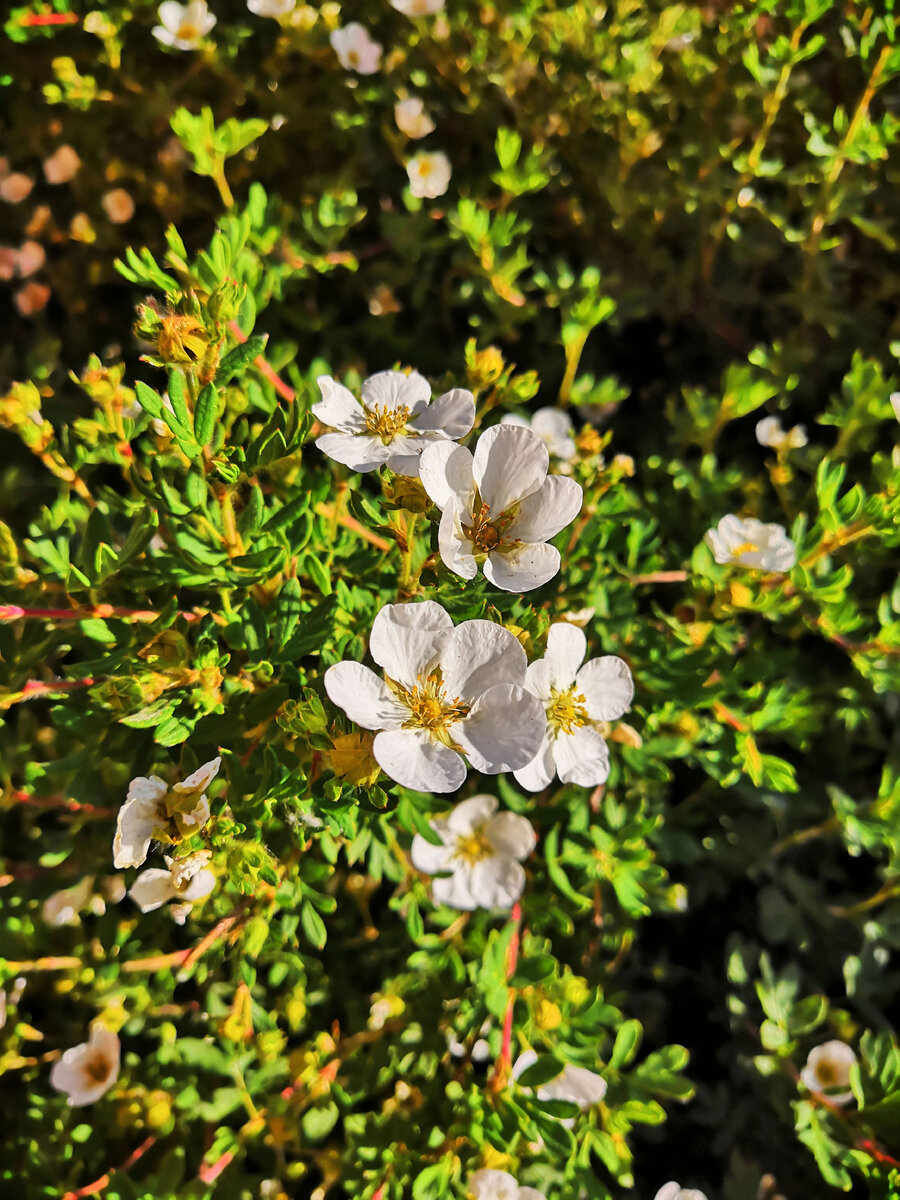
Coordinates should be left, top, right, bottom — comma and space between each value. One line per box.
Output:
704, 514, 796, 572
800, 1040, 857, 1106
512, 1049, 607, 1126
514, 624, 633, 792
390, 0, 445, 13
448, 1020, 492, 1061
42, 877, 95, 926
467, 1168, 546, 1200
406, 151, 452, 199
50, 1025, 120, 1107
112, 757, 220, 869
654, 1185, 708, 1200
247, 0, 294, 14
755, 415, 807, 451
394, 97, 436, 139
324, 600, 545, 793
153, 1, 216, 49
419, 425, 583, 592
130, 851, 215, 918
501, 409, 577, 463
330, 24, 382, 74
43, 145, 81, 185
891, 392, 900, 422
411, 795, 535, 910
313, 370, 474, 477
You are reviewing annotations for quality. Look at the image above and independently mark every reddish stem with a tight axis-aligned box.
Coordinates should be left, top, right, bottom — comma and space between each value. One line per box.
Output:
19, 12, 79, 26
20, 678, 94, 696
10, 790, 114, 816
491, 902, 522, 1092
61, 1136, 157, 1200
227, 321, 295, 402
197, 1149, 235, 1184
0, 605, 197, 623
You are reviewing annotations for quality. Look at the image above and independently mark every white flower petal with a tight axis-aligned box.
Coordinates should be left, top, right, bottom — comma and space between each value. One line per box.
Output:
419, 441, 475, 510
544, 623, 587, 690
51, 1027, 120, 1107
454, 684, 544, 772
511, 475, 582, 543
473, 424, 548, 513
173, 757, 220, 795
432, 866, 480, 910
440, 620, 527, 701
445, 794, 498, 834
468, 1170, 520, 1200
158, 0, 186, 29
130, 868, 177, 912
437, 504, 478, 579
180, 867, 216, 902
384, 452, 422, 477
410, 830, 453, 874
486, 811, 536, 860
469, 857, 526, 909
324, 662, 407, 730
409, 388, 475, 438
576, 655, 634, 721
362, 370, 431, 416
519, 1190, 548, 1200
315, 431, 394, 471
484, 541, 561, 592
113, 788, 165, 870
312, 376, 366, 431
544, 1063, 607, 1107
532, 407, 576, 458
553, 725, 610, 787
368, 600, 452, 687
522, 659, 553, 703
373, 728, 466, 792
499, 414, 530, 429
513, 729, 556, 792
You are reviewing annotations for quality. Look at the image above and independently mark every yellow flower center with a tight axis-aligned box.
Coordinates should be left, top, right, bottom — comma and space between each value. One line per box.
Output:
177, 21, 199, 40
453, 829, 493, 865
364, 403, 411, 444
816, 1062, 837, 1086
548, 685, 589, 735
391, 672, 470, 740
347, 49, 360, 66
84, 1053, 111, 1083
461, 495, 516, 555
731, 542, 759, 556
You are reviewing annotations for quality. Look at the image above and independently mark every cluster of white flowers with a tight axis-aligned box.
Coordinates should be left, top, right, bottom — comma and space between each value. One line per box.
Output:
312, 370, 474, 476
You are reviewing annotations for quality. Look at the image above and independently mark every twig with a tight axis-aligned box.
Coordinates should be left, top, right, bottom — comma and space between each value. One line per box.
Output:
227, 321, 295, 402
315, 503, 392, 551
490, 902, 522, 1093
61, 1136, 157, 1200
123, 911, 244, 975
0, 605, 198, 623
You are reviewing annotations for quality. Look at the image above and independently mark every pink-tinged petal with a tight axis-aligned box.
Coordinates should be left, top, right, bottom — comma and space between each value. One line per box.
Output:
513, 728, 556, 792
486, 811, 536, 859
373, 728, 466, 792
323, 662, 407, 729
362, 370, 431, 416
315, 432, 393, 471
129, 869, 176, 912
445, 794, 498, 834
473, 424, 548, 513
440, 621, 526, 700
409, 388, 475, 438
312, 375, 366, 431
419, 441, 475, 509
454, 684, 544, 772
468, 856, 526, 909
410, 829, 453, 874
437, 504, 478, 580
553, 726, 610, 787
511, 475, 582, 542
576, 655, 634, 720
368, 600, 452, 687
484, 542, 561, 592
544, 622, 587, 690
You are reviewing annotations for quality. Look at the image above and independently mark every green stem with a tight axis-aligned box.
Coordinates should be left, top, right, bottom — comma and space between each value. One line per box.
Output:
398, 513, 419, 597
211, 162, 235, 210
559, 330, 589, 405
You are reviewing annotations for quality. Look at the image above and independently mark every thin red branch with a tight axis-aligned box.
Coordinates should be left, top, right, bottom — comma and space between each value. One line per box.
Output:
197, 1149, 235, 1184
490, 902, 522, 1093
61, 1136, 157, 1200
18, 12, 79, 26
228, 321, 295, 402
0, 604, 198, 623
20, 677, 94, 697
10, 790, 114, 816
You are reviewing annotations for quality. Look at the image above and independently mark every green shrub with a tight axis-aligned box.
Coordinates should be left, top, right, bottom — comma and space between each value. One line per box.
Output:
1, 2, 898, 1199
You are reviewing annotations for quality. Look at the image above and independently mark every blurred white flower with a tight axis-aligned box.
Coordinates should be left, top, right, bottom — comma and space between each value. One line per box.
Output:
411, 795, 535, 911
514, 623, 633, 792
561, 607, 595, 628
130, 850, 215, 919
391, 0, 445, 13
102, 188, 135, 224
419, 425, 583, 592
42, 877, 95, 927
654, 1185, 708, 1200
324, 600, 544, 792
16, 240, 46, 277
800, 1040, 857, 1105
407, 151, 452, 198
467, 1169, 546, 1200
43, 145, 81, 185
0, 172, 34, 203
330, 23, 382, 74
755, 415, 807, 451
153, 1, 216, 49
448, 1019, 492, 1061
50, 1025, 120, 1107
513, 1049, 607, 1125
501, 409, 577, 463
247, 0, 295, 14
313, 369, 474, 476
394, 97, 436, 139
704, 514, 796, 572
113, 757, 220, 869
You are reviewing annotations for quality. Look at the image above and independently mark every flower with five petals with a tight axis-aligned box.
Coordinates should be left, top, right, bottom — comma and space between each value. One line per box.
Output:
50, 1025, 120, 1107
704, 514, 796, 572
153, 1, 216, 49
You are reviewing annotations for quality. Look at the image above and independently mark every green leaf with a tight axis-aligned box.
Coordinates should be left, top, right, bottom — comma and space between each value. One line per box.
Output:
193, 383, 217, 446
216, 334, 269, 384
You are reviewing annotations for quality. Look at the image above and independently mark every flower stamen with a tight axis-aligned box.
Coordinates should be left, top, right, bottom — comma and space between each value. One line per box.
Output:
364, 403, 411, 443
453, 829, 494, 865
392, 672, 470, 734
547, 686, 589, 735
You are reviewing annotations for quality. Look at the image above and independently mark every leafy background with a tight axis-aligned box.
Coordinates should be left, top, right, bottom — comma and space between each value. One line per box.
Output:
0, 1, 898, 1198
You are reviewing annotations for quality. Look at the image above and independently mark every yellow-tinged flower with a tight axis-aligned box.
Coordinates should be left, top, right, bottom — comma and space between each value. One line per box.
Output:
328, 731, 382, 787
